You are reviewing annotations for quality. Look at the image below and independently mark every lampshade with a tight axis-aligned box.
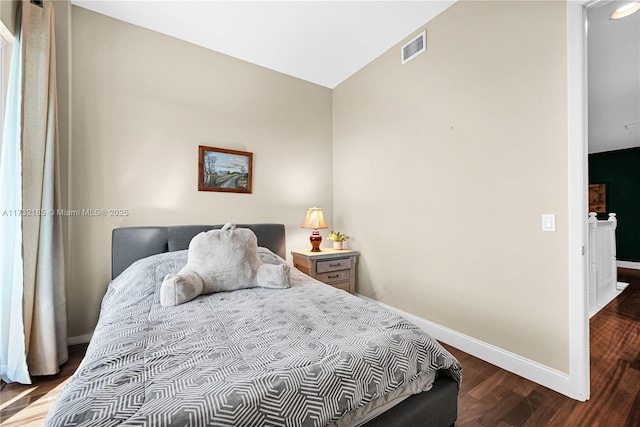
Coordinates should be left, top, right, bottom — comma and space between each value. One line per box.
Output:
301, 207, 328, 229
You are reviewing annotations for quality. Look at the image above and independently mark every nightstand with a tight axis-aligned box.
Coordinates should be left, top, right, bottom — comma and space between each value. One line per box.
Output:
291, 249, 359, 294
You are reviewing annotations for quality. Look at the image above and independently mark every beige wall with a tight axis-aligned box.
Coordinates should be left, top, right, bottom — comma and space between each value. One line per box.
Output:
68, 7, 333, 338
0, 0, 18, 35
333, 1, 569, 372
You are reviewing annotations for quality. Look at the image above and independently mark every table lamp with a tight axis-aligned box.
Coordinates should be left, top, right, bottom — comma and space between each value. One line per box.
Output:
301, 207, 328, 252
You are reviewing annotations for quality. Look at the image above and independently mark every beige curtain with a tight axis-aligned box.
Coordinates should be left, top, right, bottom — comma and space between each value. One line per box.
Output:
19, 0, 67, 377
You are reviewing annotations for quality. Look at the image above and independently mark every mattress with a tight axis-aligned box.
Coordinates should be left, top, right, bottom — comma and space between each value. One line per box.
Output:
44, 248, 461, 426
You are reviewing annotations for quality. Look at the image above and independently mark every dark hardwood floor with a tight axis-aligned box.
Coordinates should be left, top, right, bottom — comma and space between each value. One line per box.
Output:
1, 269, 639, 426
446, 267, 640, 427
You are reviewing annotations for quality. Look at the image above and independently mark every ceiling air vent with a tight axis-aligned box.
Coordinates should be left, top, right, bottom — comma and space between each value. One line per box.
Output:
401, 31, 426, 65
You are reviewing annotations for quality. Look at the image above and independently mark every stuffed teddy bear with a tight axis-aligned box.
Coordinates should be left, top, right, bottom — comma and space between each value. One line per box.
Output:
160, 223, 290, 306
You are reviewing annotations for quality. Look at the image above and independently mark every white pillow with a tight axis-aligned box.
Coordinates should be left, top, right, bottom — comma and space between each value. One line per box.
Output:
160, 223, 290, 306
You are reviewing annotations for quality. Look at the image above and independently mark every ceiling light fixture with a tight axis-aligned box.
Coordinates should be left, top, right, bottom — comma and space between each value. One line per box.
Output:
609, 2, 640, 19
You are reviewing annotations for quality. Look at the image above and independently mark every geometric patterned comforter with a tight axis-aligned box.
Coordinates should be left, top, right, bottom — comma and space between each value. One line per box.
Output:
44, 248, 461, 427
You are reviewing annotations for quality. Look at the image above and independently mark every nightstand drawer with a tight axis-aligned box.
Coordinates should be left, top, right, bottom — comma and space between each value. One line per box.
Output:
317, 269, 350, 283
317, 259, 350, 273
329, 281, 351, 293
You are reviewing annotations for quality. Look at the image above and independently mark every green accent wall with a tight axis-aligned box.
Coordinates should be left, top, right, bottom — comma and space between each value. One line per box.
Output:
589, 147, 640, 262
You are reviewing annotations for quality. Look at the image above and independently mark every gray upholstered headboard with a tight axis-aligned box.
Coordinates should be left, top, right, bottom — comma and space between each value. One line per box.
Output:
111, 224, 286, 280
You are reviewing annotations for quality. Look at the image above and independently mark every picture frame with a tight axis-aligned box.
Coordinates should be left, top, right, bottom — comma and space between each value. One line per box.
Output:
198, 146, 253, 193
588, 183, 607, 213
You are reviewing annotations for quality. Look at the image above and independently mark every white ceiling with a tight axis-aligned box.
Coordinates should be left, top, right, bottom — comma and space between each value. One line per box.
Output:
587, 2, 640, 154
71, 1, 455, 89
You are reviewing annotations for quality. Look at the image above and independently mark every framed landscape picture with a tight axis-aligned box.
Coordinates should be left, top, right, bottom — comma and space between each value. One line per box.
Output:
198, 146, 253, 194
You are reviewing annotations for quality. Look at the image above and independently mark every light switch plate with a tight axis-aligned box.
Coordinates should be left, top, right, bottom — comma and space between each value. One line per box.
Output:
542, 214, 556, 232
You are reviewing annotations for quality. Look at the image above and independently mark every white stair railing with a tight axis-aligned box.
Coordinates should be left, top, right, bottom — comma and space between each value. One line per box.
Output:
588, 212, 618, 316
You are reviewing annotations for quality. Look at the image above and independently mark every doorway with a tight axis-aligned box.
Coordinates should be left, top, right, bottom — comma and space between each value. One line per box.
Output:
568, 0, 640, 403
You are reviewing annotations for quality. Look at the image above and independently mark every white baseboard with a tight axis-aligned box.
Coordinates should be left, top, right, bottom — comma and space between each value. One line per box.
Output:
617, 261, 640, 270
67, 333, 93, 345
356, 294, 579, 399
617, 281, 629, 291
588, 283, 628, 319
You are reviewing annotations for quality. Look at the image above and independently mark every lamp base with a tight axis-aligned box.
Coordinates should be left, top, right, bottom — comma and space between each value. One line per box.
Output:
309, 230, 322, 252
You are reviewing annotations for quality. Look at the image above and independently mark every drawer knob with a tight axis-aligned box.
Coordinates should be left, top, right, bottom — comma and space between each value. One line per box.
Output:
329, 263, 341, 267
328, 274, 340, 279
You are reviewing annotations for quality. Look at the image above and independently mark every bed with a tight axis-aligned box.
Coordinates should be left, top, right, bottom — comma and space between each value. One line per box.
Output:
45, 224, 460, 427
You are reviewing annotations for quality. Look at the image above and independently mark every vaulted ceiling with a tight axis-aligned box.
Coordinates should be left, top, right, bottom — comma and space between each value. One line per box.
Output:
71, 1, 455, 89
